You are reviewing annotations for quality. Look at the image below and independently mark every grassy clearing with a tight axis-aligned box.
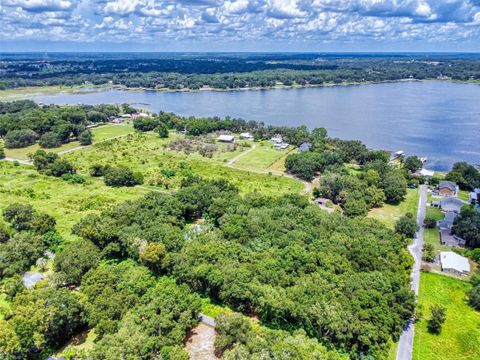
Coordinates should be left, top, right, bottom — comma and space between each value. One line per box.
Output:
458, 190, 470, 202
367, 188, 419, 229
200, 298, 233, 319
426, 206, 444, 221
234, 141, 292, 171
413, 272, 480, 360
64, 133, 303, 196
2, 124, 134, 160
0, 161, 145, 242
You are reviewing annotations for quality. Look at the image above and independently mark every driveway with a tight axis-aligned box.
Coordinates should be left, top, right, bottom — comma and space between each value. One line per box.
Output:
396, 184, 427, 360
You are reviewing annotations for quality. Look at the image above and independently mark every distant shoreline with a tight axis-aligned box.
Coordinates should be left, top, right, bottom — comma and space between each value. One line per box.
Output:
0, 78, 479, 100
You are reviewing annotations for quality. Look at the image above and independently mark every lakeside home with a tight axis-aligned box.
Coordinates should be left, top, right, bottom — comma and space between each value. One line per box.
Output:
439, 251, 470, 276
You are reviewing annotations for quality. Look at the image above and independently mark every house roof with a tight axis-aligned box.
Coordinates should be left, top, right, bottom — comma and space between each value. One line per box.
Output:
299, 143, 312, 152
440, 197, 462, 212
439, 180, 457, 192
217, 135, 234, 142
419, 168, 435, 177
23, 272, 45, 288
440, 251, 470, 273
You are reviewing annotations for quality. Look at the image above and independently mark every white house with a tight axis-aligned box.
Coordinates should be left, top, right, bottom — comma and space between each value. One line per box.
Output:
440, 251, 470, 276
240, 132, 254, 140
217, 134, 235, 143
419, 168, 435, 177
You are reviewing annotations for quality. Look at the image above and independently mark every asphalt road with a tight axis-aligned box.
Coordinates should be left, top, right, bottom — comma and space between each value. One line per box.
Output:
396, 184, 427, 360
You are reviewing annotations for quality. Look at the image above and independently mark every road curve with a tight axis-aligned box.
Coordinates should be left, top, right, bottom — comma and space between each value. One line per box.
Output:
396, 184, 427, 360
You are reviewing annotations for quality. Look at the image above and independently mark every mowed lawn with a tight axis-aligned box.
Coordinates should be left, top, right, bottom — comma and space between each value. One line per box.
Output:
0, 161, 145, 241
367, 188, 419, 229
234, 141, 293, 172
3, 124, 134, 160
413, 272, 480, 360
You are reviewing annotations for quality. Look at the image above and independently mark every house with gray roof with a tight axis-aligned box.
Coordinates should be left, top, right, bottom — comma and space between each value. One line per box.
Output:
438, 180, 458, 197
440, 197, 462, 213
298, 143, 312, 152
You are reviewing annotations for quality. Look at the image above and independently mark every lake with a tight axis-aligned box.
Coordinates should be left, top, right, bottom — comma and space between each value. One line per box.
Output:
34, 81, 480, 171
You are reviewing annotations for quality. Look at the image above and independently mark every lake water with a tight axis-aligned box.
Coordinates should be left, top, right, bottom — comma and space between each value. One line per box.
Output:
35, 81, 480, 171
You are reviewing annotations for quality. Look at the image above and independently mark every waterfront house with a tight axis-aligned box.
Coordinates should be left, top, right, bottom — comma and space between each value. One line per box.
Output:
437, 211, 457, 229
240, 132, 254, 140
440, 251, 470, 276
438, 180, 458, 197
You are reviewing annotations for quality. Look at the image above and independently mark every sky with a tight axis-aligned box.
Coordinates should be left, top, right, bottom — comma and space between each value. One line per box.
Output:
1, 0, 480, 52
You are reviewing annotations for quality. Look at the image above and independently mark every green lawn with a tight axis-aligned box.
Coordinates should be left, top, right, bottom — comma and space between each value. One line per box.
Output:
413, 272, 480, 360
426, 206, 444, 221
367, 188, 419, 229
233, 141, 293, 172
458, 190, 470, 202
0, 161, 145, 242
64, 133, 303, 196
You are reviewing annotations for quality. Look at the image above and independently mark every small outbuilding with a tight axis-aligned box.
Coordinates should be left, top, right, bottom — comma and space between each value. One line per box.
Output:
22, 272, 45, 289
438, 180, 458, 197
418, 168, 435, 177
217, 135, 235, 143
440, 251, 470, 276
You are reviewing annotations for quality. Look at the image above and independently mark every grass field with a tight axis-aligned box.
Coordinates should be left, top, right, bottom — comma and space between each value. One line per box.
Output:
413, 272, 480, 360
64, 132, 303, 196
367, 188, 419, 229
3, 124, 134, 160
233, 141, 293, 172
0, 161, 145, 242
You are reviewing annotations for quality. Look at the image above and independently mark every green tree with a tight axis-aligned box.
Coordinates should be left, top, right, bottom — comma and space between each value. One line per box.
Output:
451, 211, 480, 248
395, 214, 419, 238
139, 242, 166, 273
4, 129, 38, 148
54, 239, 101, 284
78, 130, 93, 145
39, 132, 62, 148
104, 166, 144, 187
468, 286, 480, 310
3, 203, 34, 231
383, 171, 407, 204
403, 156, 423, 173
215, 313, 253, 354
157, 123, 169, 138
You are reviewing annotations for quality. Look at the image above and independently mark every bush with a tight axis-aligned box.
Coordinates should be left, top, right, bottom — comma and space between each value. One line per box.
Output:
39, 132, 62, 148
62, 173, 86, 184
468, 285, 480, 310
424, 216, 437, 228
427, 305, 446, 334
157, 124, 169, 138
0, 146, 5, 159
50, 159, 76, 177
78, 130, 93, 145
4, 129, 38, 148
104, 166, 144, 187
89, 164, 110, 177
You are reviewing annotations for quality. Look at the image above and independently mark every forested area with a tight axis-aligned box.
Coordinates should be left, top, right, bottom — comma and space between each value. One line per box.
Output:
0, 100, 117, 149
1, 53, 480, 90
0, 175, 415, 359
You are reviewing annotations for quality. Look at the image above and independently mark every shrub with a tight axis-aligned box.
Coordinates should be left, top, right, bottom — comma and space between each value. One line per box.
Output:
104, 166, 143, 187
62, 173, 86, 184
78, 130, 93, 145
424, 216, 437, 228
427, 305, 446, 334
39, 132, 62, 148
157, 123, 169, 138
395, 213, 419, 238
50, 159, 76, 177
4, 129, 38, 148
468, 286, 480, 310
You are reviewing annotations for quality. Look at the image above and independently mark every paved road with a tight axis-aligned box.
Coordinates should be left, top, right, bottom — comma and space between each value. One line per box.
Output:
396, 185, 427, 360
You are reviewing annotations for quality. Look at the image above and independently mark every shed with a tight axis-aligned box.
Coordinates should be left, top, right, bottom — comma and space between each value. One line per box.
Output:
440, 251, 470, 276
240, 132, 254, 140
217, 135, 235, 143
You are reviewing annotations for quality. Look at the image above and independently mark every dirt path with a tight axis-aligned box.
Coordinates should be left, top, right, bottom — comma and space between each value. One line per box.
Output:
185, 323, 218, 360
227, 144, 256, 165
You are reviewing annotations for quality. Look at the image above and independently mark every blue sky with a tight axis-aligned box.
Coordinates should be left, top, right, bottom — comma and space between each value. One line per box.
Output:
1, 0, 480, 52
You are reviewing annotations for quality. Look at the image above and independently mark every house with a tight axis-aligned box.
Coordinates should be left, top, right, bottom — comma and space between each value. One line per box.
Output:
390, 150, 404, 160
314, 198, 334, 214
440, 229, 466, 247
440, 197, 462, 213
22, 272, 45, 288
470, 188, 480, 204
120, 114, 132, 119
270, 134, 283, 144
416, 168, 435, 177
437, 211, 457, 229
240, 132, 254, 140
440, 251, 470, 276
438, 180, 458, 197
298, 142, 312, 152
274, 142, 289, 150
217, 134, 235, 143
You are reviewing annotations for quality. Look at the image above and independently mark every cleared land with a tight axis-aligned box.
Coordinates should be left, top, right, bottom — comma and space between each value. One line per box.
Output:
233, 141, 293, 172
63, 132, 303, 196
367, 188, 419, 229
413, 272, 480, 360
3, 124, 134, 160
0, 161, 145, 242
